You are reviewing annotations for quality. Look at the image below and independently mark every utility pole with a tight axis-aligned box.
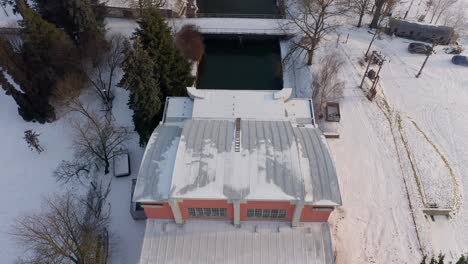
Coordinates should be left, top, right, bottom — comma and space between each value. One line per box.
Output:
365, 28, 379, 58
360, 53, 373, 89
416, 41, 436, 78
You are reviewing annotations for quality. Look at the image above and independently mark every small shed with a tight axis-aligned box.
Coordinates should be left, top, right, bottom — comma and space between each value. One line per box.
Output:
325, 102, 340, 122
388, 18, 455, 45
113, 149, 131, 177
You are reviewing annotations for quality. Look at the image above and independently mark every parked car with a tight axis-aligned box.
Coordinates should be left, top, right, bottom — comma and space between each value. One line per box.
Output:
408, 43, 433, 54
451, 55, 468, 66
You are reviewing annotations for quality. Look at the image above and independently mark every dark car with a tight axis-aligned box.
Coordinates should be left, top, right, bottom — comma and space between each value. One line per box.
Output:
408, 43, 433, 54
451, 55, 468, 66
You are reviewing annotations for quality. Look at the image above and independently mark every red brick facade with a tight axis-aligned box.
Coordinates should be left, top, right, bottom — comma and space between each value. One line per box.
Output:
142, 200, 335, 223
300, 205, 333, 222
143, 202, 174, 219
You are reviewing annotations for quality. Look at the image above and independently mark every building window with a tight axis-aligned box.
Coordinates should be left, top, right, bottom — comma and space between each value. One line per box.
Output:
246, 209, 287, 219
187, 208, 227, 217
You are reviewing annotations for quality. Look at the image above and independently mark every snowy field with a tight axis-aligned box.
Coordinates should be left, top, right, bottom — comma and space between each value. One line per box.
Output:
326, 22, 468, 262
0, 85, 146, 264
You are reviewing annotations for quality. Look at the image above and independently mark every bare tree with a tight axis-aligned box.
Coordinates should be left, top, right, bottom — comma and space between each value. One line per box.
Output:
440, 2, 467, 32
283, 0, 341, 65
370, 0, 395, 28
23, 129, 44, 153
175, 24, 205, 62
12, 189, 110, 264
351, 0, 371, 27
428, 0, 458, 24
52, 73, 87, 111
312, 53, 344, 119
378, 0, 397, 24
54, 160, 92, 184
69, 100, 129, 175
86, 34, 128, 114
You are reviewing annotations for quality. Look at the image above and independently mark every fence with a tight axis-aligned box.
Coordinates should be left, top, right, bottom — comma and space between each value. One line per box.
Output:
0, 27, 21, 35
197, 26, 293, 36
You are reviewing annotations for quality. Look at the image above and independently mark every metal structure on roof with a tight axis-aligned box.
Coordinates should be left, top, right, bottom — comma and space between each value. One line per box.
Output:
140, 220, 334, 264
134, 88, 341, 205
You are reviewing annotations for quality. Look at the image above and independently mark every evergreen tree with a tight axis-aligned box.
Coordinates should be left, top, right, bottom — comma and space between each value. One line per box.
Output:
120, 39, 162, 145
31, 0, 107, 59
456, 254, 468, 264
120, 10, 193, 144
135, 9, 194, 98
0, 0, 79, 123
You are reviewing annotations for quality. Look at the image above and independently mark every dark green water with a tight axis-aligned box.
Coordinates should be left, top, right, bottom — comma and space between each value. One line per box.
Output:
196, 36, 283, 90
197, 0, 278, 14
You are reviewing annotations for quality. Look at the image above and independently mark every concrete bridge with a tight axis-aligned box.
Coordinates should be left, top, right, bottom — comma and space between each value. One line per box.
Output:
169, 18, 297, 36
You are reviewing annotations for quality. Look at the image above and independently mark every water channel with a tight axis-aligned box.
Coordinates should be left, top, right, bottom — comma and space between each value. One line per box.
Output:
196, 35, 283, 90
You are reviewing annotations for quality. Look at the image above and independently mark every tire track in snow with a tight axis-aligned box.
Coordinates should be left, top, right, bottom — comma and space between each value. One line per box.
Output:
380, 39, 462, 214
329, 41, 423, 262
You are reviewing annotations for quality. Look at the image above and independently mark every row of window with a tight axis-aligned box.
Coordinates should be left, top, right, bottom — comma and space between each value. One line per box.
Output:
188, 207, 227, 217
187, 208, 287, 219
247, 209, 287, 219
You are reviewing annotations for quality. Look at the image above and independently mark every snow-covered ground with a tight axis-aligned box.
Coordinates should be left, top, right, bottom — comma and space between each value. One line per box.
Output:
0, 84, 74, 263
0, 5, 19, 27
0, 17, 146, 263
325, 22, 468, 262
0, 86, 146, 263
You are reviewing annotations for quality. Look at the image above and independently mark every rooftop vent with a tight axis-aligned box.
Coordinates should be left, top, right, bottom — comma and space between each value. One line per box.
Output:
235, 118, 241, 152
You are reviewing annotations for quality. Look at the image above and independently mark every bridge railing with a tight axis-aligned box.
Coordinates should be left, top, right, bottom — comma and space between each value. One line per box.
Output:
195, 13, 285, 19
198, 27, 293, 35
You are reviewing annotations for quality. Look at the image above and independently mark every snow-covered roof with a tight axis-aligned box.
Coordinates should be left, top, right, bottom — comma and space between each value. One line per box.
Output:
134, 88, 341, 205
140, 219, 335, 264
134, 125, 182, 201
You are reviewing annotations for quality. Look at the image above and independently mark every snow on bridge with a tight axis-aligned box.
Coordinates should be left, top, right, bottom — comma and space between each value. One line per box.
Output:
169, 18, 297, 36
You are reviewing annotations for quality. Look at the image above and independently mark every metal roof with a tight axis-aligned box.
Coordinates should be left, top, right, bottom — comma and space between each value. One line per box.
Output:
134, 119, 341, 205
134, 89, 340, 205
133, 125, 182, 202
139, 219, 335, 264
